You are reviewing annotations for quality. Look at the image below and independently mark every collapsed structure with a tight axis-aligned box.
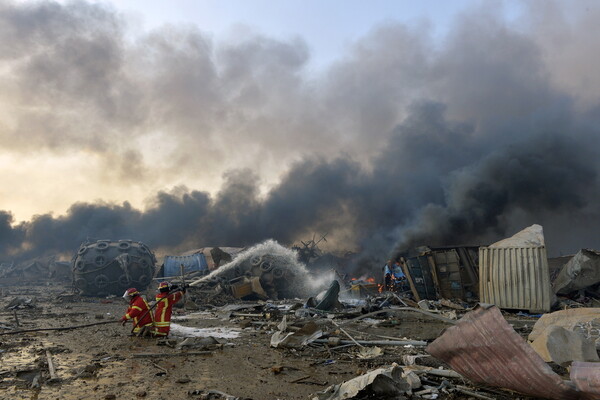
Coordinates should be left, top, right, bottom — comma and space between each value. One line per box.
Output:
394, 225, 560, 313
398, 245, 479, 302
5, 227, 600, 399
0, 257, 71, 283
189, 240, 312, 300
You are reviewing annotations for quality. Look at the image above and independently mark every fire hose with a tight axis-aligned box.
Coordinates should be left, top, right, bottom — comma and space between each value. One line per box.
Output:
129, 285, 187, 334
0, 320, 120, 336
1, 286, 188, 336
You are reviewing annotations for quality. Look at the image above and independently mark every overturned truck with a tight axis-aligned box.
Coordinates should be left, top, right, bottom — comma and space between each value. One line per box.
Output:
72, 240, 157, 296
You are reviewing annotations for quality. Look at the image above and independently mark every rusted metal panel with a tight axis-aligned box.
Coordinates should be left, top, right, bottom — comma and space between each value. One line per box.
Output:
571, 361, 600, 399
404, 254, 437, 300
431, 249, 479, 299
427, 306, 579, 400
479, 246, 552, 312
402, 246, 479, 301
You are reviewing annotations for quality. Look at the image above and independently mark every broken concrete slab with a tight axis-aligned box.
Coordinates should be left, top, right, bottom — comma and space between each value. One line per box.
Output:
553, 249, 600, 295
529, 308, 600, 348
529, 325, 599, 366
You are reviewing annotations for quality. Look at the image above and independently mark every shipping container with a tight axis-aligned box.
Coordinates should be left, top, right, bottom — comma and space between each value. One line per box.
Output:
479, 246, 552, 312
401, 246, 479, 301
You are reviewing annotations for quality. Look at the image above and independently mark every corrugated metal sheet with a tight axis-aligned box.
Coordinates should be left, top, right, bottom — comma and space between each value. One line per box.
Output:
479, 246, 552, 312
571, 361, 600, 399
427, 306, 579, 400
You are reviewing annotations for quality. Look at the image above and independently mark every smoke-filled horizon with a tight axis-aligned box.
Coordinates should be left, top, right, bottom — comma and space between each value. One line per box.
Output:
2, 0, 600, 267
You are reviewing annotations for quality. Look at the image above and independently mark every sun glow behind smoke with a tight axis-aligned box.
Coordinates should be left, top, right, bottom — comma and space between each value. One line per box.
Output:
1, 1, 600, 266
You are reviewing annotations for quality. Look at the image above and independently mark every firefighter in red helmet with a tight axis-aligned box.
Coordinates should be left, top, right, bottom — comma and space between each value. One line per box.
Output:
120, 288, 154, 337
153, 281, 185, 337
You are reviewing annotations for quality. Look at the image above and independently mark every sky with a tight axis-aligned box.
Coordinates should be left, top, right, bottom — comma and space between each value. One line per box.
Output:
111, 0, 490, 69
2, 0, 520, 222
2, 0, 600, 264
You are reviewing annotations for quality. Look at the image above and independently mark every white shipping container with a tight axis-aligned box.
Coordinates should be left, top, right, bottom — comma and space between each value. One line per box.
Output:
479, 246, 552, 313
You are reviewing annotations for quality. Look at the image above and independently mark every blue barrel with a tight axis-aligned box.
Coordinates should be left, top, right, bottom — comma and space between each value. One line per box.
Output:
163, 254, 208, 277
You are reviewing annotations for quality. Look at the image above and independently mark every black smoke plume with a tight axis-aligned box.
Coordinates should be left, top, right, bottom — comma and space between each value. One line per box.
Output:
1, 1, 600, 271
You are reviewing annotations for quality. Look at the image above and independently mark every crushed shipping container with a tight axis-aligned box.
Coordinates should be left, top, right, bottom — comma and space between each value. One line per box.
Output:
479, 224, 553, 312
399, 245, 479, 302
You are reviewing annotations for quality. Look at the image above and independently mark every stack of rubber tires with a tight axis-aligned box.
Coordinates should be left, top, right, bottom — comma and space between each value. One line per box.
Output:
72, 240, 157, 296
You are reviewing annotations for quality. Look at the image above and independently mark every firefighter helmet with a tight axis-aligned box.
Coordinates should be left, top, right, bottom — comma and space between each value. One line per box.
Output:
158, 281, 170, 293
123, 288, 139, 299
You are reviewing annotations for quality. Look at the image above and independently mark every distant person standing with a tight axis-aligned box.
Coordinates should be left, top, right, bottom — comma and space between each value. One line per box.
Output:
153, 281, 185, 337
383, 259, 393, 291
120, 288, 154, 337
392, 260, 406, 280
393, 260, 408, 291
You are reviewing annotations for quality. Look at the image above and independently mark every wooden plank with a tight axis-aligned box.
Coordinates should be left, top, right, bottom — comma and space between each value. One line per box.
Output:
402, 259, 421, 302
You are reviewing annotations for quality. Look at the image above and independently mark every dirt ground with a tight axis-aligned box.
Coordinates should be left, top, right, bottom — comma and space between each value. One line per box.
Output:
0, 283, 539, 400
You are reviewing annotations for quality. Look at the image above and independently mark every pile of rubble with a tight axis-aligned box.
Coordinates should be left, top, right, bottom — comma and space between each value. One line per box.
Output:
0, 257, 70, 283
5, 226, 600, 399
188, 240, 313, 302
206, 285, 600, 400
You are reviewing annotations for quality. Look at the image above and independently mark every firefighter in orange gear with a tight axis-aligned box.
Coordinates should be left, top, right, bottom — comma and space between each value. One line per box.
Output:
153, 281, 185, 337
120, 288, 154, 336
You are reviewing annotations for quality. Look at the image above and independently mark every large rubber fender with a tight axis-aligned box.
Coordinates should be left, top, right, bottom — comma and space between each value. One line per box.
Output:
71, 239, 157, 296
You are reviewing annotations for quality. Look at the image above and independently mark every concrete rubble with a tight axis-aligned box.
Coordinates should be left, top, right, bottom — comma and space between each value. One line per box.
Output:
529, 308, 600, 348
3, 234, 600, 399
530, 325, 599, 366
553, 249, 600, 295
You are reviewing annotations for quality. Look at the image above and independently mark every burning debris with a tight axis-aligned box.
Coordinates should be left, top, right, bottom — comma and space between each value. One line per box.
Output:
5, 226, 600, 400
1, 0, 600, 397
71, 239, 157, 296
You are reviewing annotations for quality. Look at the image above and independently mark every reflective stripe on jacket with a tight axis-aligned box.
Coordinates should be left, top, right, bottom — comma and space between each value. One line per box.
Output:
123, 295, 154, 333
153, 291, 183, 336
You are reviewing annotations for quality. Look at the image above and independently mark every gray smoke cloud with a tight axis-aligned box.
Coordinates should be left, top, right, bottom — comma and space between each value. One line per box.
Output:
1, 0, 600, 272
